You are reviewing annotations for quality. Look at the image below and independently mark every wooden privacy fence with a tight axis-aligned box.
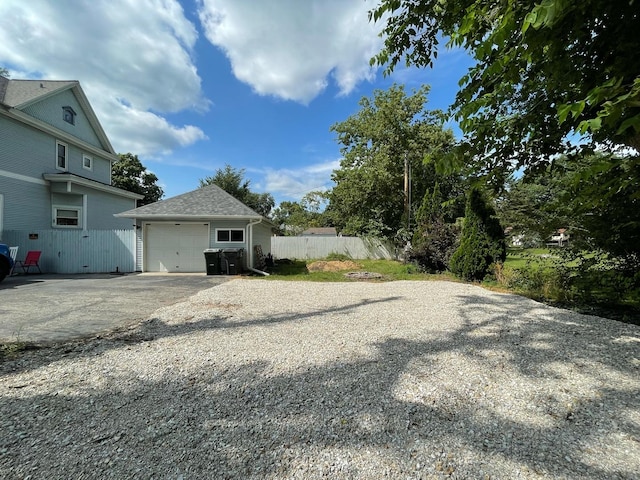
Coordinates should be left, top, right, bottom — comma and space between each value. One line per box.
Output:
271, 236, 395, 260
2, 229, 136, 274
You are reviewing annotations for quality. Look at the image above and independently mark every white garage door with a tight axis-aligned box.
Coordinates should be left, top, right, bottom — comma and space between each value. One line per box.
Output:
144, 223, 209, 272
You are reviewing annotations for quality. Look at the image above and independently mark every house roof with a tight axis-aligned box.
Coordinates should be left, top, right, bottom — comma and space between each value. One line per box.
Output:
115, 184, 269, 221
0, 78, 116, 155
0, 79, 78, 108
300, 227, 337, 236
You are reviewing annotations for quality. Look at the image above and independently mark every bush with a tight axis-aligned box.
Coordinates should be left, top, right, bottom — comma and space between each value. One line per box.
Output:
408, 218, 460, 272
450, 188, 506, 281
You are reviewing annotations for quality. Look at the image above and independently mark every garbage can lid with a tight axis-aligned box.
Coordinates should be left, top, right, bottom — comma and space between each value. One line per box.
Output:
222, 248, 242, 253
204, 248, 222, 252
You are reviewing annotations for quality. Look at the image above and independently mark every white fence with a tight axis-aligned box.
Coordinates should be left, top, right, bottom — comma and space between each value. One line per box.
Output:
2, 229, 136, 274
271, 236, 396, 260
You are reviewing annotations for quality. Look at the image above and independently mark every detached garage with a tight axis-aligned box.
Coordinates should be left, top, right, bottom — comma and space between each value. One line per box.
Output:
144, 223, 210, 272
115, 184, 274, 273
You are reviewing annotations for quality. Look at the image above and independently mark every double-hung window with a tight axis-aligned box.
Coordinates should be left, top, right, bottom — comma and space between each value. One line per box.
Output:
53, 206, 81, 228
56, 141, 68, 171
216, 228, 244, 243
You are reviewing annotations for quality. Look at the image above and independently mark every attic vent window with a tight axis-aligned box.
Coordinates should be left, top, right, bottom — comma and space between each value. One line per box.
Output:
62, 106, 76, 125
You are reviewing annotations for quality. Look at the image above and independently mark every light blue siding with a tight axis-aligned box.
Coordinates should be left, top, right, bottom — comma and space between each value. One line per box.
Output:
84, 188, 136, 230
0, 176, 50, 230
22, 89, 103, 149
0, 115, 112, 184
252, 223, 273, 264
0, 115, 59, 178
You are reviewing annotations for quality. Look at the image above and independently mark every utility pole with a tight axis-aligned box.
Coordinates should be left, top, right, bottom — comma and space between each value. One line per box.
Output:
404, 153, 411, 230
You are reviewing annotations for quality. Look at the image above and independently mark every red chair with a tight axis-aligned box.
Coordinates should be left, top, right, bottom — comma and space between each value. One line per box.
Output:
16, 251, 42, 274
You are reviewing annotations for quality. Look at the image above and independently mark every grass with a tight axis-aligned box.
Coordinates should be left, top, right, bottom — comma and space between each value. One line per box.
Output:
260, 259, 456, 283
504, 247, 557, 269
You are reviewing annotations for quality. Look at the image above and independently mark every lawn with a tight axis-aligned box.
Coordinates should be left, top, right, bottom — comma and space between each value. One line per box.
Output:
261, 258, 456, 283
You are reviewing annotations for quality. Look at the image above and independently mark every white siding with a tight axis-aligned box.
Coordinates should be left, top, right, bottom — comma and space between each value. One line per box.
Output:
2, 229, 136, 273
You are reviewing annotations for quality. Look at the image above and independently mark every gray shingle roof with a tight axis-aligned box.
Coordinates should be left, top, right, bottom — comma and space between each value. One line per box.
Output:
0, 79, 78, 108
116, 184, 263, 219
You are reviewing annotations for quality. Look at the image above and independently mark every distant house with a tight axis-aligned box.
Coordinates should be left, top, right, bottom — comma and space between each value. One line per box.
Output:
548, 228, 570, 247
116, 184, 275, 273
300, 227, 337, 237
0, 78, 143, 272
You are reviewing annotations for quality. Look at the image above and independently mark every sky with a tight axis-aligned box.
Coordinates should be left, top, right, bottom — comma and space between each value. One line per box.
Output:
0, 0, 473, 206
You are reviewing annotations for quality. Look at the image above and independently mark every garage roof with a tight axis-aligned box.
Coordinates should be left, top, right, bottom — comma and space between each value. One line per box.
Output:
115, 184, 267, 220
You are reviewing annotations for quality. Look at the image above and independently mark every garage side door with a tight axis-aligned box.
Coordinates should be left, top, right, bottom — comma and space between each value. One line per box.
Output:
145, 223, 209, 272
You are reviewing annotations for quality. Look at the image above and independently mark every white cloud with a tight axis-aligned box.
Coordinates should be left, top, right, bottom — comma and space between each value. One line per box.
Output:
0, 0, 209, 155
197, 0, 384, 104
255, 159, 340, 201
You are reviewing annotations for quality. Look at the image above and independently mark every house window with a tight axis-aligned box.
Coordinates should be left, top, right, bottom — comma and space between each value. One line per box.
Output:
56, 141, 68, 171
82, 154, 92, 170
62, 106, 76, 125
53, 206, 82, 228
216, 228, 244, 243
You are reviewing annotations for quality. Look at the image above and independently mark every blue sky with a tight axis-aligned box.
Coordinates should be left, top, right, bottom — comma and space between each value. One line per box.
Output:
0, 0, 473, 206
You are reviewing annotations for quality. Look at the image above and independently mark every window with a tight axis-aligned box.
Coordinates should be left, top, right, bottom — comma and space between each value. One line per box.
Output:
82, 154, 92, 170
53, 206, 81, 228
216, 228, 244, 243
62, 106, 76, 125
56, 141, 68, 171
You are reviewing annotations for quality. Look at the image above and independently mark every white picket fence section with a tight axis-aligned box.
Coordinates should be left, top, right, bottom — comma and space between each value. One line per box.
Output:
271, 236, 396, 260
2, 229, 136, 274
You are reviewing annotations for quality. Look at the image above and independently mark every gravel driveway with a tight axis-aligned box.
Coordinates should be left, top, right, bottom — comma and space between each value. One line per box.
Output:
1, 279, 639, 479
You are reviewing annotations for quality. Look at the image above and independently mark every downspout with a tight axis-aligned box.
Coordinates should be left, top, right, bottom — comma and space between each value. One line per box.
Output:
247, 218, 270, 276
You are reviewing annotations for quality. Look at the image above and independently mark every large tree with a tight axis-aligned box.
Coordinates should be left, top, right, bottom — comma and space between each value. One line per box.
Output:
271, 191, 330, 236
325, 84, 461, 241
449, 187, 506, 281
371, 0, 640, 178
199, 164, 275, 217
111, 153, 163, 206
499, 153, 640, 262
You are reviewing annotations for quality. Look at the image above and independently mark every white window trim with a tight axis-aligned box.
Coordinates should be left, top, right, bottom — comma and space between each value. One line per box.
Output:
82, 154, 93, 171
215, 228, 245, 243
56, 140, 68, 171
52, 205, 82, 229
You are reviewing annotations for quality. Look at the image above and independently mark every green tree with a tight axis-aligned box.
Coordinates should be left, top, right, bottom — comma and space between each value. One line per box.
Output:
325, 84, 459, 241
111, 153, 163, 206
496, 173, 571, 247
409, 182, 463, 272
449, 188, 506, 281
371, 0, 640, 178
199, 164, 275, 217
0, 67, 9, 78
271, 191, 330, 236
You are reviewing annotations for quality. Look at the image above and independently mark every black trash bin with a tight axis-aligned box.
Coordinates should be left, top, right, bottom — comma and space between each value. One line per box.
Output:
204, 248, 223, 275
222, 248, 244, 275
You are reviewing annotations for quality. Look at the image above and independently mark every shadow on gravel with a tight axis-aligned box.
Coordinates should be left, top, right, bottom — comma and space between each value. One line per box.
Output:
1, 291, 638, 478
0, 296, 402, 375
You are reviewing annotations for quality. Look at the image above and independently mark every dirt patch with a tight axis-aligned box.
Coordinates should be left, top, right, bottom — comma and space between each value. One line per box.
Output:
307, 260, 361, 272
344, 271, 384, 280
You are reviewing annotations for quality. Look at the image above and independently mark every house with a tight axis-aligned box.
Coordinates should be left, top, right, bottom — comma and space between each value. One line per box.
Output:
548, 228, 570, 247
115, 184, 274, 273
300, 227, 338, 237
0, 78, 143, 272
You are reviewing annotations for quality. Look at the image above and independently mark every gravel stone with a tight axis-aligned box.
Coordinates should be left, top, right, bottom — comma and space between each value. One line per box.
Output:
1, 279, 639, 479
